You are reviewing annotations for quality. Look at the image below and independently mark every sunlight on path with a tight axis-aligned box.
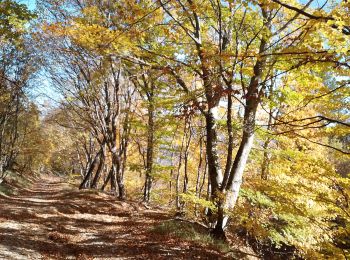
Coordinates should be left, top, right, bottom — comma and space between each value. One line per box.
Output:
0, 175, 226, 259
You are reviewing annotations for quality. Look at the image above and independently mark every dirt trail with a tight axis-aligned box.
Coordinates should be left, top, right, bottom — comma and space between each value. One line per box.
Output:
0, 175, 227, 259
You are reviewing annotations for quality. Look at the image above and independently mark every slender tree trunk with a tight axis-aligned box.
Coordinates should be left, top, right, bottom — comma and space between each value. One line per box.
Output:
101, 166, 112, 191
79, 148, 102, 189
205, 108, 225, 236
169, 168, 173, 201
222, 89, 234, 188
212, 117, 256, 237
169, 148, 175, 202
79, 160, 96, 189
200, 160, 208, 198
205, 109, 223, 197
195, 136, 203, 216
175, 123, 187, 212
110, 163, 117, 194
116, 170, 126, 200
181, 122, 192, 210
213, 84, 260, 237
195, 136, 204, 198
261, 90, 274, 180
143, 89, 155, 202
261, 144, 271, 180
197, 38, 224, 230
213, 25, 269, 236
91, 146, 105, 189
112, 152, 126, 200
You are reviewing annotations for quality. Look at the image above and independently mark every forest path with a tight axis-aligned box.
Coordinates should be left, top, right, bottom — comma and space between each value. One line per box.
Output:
0, 174, 228, 259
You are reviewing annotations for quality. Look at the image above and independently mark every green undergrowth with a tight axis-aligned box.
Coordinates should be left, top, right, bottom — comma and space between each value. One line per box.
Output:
152, 219, 232, 254
0, 183, 12, 196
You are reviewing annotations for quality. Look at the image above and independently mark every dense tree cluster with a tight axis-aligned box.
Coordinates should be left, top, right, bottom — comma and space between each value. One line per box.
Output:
0, 1, 42, 181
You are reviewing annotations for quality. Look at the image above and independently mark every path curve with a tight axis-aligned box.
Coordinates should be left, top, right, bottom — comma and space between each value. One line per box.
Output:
0, 175, 226, 259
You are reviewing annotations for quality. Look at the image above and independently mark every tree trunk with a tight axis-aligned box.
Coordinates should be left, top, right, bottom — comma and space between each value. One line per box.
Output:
205, 109, 223, 196
205, 108, 225, 236
195, 135, 204, 216
261, 96, 274, 180
214, 27, 269, 235
181, 122, 192, 210
195, 136, 204, 198
261, 139, 271, 180
116, 168, 126, 200
110, 163, 117, 194
112, 152, 126, 200
91, 146, 105, 189
212, 106, 257, 237
79, 149, 101, 189
222, 87, 234, 188
101, 166, 112, 191
175, 122, 187, 213
143, 89, 155, 203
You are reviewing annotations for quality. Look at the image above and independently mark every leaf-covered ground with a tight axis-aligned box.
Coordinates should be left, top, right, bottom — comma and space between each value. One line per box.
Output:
0, 175, 256, 259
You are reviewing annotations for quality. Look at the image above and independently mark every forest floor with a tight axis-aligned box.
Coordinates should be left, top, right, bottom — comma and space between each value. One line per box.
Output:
0, 174, 257, 259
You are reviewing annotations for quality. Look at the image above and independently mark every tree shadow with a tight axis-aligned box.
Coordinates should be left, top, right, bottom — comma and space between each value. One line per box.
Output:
0, 177, 230, 259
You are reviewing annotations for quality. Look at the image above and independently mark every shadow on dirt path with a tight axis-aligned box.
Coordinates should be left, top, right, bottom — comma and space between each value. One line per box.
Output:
0, 175, 230, 259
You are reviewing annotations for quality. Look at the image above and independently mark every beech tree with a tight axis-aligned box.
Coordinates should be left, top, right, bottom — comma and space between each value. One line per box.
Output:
33, 0, 349, 255
145, 0, 350, 237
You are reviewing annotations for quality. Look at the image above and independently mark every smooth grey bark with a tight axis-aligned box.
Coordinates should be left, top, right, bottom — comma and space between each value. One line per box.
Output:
213, 28, 269, 236
222, 88, 234, 188
160, 0, 224, 233
160, 0, 270, 239
205, 109, 224, 196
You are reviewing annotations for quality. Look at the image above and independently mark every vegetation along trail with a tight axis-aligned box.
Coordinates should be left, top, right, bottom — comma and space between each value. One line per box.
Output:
0, 174, 251, 259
